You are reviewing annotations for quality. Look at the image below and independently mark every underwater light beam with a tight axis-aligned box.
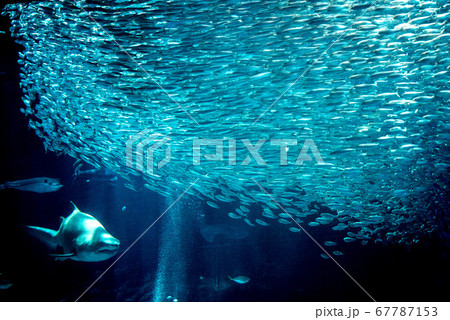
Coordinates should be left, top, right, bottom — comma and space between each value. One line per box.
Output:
251, 177, 377, 302
74, 178, 200, 302
251, 0, 379, 125
75, 3, 199, 126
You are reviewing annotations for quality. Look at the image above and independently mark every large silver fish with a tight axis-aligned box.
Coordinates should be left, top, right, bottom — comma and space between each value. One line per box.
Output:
25, 202, 120, 262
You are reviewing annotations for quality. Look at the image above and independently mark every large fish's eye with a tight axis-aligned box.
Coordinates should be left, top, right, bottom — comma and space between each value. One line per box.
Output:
44, 179, 48, 183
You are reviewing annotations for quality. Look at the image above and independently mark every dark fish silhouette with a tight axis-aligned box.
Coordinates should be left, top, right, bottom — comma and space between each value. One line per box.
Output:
199, 223, 249, 243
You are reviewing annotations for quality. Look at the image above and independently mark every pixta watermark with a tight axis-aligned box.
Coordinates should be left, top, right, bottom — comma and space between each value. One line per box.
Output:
126, 130, 324, 175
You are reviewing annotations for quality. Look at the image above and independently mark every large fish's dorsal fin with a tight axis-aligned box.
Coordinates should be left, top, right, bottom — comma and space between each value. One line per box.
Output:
70, 201, 80, 212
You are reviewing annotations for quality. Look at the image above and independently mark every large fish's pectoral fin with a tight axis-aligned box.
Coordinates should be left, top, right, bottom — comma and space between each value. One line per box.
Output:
24, 226, 58, 250
50, 253, 75, 261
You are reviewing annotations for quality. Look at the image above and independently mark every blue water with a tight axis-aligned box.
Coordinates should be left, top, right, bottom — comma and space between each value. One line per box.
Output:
0, 103, 448, 301
0, 1, 449, 301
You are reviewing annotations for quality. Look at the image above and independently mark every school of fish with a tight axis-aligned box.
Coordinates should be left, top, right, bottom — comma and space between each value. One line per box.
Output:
3, 0, 449, 248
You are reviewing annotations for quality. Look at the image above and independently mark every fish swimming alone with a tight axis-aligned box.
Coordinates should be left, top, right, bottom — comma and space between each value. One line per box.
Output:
0, 177, 62, 193
25, 202, 120, 262
228, 275, 250, 284
0, 273, 13, 290
74, 167, 118, 183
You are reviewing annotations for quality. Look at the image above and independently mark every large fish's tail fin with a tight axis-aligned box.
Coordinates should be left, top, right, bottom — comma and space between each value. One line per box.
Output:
24, 226, 58, 250
0, 183, 6, 190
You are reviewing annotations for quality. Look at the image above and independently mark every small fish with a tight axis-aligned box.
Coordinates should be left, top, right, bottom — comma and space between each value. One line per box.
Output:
324, 241, 337, 247
338, 216, 352, 222
278, 219, 291, 224
228, 212, 241, 219
240, 206, 249, 213
316, 217, 333, 225
0, 177, 62, 193
333, 251, 344, 256
332, 223, 347, 231
228, 275, 250, 284
267, 201, 278, 209
255, 218, 269, 226
206, 201, 219, 209
244, 218, 255, 227
289, 227, 301, 233
285, 207, 300, 215
124, 183, 138, 192
262, 209, 277, 219
75, 168, 117, 182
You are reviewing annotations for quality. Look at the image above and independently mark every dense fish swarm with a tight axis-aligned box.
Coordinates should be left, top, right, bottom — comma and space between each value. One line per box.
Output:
3, 0, 449, 247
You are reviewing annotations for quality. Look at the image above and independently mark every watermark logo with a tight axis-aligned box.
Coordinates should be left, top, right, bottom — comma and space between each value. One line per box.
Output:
126, 132, 324, 175
126, 129, 171, 175
193, 138, 324, 166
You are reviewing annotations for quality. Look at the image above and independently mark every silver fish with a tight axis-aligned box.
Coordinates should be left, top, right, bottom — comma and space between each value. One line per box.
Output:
0, 177, 62, 193
228, 275, 250, 284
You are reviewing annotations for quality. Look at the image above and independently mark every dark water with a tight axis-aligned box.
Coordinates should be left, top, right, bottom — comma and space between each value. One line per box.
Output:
0, 5, 449, 302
